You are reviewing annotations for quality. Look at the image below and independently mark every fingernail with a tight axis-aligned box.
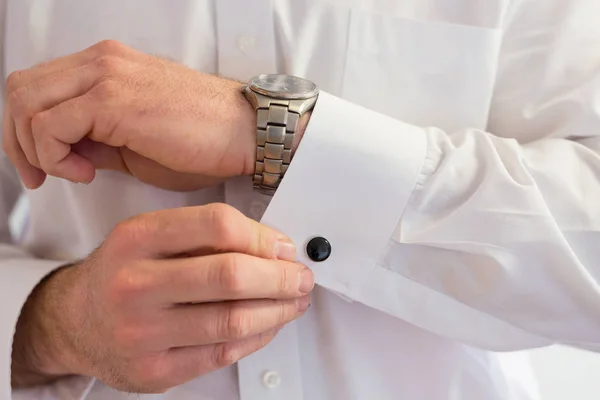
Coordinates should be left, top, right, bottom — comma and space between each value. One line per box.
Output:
298, 269, 314, 294
296, 295, 311, 312
276, 238, 296, 261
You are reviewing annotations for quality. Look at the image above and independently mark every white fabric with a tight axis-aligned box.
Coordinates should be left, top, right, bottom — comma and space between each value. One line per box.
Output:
2, 0, 600, 399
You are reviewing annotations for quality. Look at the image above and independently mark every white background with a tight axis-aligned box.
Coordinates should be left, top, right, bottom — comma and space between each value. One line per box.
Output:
530, 346, 600, 399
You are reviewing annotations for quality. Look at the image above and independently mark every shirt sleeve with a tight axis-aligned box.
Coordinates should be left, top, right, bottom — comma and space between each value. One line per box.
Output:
262, 1, 600, 352
0, 121, 95, 400
0, 4, 93, 398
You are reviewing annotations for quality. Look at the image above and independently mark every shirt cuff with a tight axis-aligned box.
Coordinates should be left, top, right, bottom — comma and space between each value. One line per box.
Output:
0, 258, 64, 400
11, 375, 94, 400
261, 92, 427, 298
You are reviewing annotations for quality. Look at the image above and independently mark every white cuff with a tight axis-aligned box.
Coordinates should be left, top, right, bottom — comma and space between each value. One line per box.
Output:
0, 258, 64, 400
11, 375, 94, 400
261, 92, 426, 298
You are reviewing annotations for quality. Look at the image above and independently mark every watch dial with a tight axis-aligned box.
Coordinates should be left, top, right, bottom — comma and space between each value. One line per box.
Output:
250, 74, 318, 99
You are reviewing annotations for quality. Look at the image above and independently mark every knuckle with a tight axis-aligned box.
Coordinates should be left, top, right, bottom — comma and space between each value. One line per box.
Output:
41, 162, 61, 177
93, 40, 128, 56
111, 218, 136, 240
107, 221, 136, 254
206, 203, 240, 245
217, 254, 244, 294
92, 107, 121, 141
30, 110, 51, 138
7, 87, 29, 116
112, 323, 144, 351
131, 358, 172, 393
221, 304, 252, 339
258, 328, 278, 347
213, 343, 241, 369
107, 214, 159, 254
5, 70, 24, 93
111, 216, 149, 245
107, 266, 156, 304
257, 228, 278, 259
92, 79, 123, 101
276, 301, 291, 324
277, 263, 292, 295
93, 55, 124, 75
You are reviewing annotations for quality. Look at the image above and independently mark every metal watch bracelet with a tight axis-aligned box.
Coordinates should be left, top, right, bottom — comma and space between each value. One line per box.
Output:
253, 101, 301, 195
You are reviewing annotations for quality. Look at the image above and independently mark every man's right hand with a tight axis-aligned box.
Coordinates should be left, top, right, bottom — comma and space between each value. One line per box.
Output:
11, 203, 313, 393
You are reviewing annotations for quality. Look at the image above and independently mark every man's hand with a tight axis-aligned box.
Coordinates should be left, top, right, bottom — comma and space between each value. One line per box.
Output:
2, 40, 264, 191
11, 203, 313, 393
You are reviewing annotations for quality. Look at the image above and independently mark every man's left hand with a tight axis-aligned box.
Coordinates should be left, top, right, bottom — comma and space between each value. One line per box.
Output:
2, 40, 280, 191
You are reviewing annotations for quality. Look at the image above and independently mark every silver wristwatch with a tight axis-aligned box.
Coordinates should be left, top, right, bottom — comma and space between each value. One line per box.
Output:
243, 74, 319, 195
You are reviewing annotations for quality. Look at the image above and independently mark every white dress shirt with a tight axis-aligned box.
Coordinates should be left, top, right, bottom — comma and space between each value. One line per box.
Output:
2, 0, 600, 399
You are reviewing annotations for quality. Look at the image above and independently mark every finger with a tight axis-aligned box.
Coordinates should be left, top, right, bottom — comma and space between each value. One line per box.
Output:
1, 103, 46, 188
30, 107, 96, 184
159, 296, 309, 348
4, 40, 142, 93
15, 118, 40, 168
149, 254, 313, 304
28, 56, 137, 183
12, 62, 100, 169
111, 204, 297, 261
71, 139, 130, 173
29, 95, 100, 184
156, 327, 281, 392
29, 78, 128, 183
5, 52, 96, 94
118, 147, 223, 192
71, 141, 216, 191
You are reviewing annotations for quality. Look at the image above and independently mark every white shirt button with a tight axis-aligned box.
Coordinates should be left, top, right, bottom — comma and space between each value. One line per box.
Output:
237, 35, 257, 53
262, 370, 281, 389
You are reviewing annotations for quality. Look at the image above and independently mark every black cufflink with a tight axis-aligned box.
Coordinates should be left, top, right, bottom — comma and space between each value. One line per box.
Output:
306, 237, 331, 262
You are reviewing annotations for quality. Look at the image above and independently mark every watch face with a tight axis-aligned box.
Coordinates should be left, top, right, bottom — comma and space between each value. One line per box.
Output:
249, 74, 318, 99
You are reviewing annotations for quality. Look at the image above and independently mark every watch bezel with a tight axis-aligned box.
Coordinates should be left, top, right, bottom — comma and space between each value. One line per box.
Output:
248, 74, 319, 100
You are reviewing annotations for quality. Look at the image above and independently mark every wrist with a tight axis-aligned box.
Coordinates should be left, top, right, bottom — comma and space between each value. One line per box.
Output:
225, 81, 257, 177
293, 111, 312, 154
240, 106, 312, 177
237, 74, 318, 193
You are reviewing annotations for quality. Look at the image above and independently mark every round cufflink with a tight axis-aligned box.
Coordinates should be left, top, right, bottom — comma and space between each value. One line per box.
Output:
306, 236, 331, 262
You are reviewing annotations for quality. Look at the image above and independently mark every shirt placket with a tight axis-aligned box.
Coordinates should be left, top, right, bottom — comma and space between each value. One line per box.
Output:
215, 1, 305, 399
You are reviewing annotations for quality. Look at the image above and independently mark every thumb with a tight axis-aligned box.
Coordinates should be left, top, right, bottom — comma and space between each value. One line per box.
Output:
71, 139, 130, 174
